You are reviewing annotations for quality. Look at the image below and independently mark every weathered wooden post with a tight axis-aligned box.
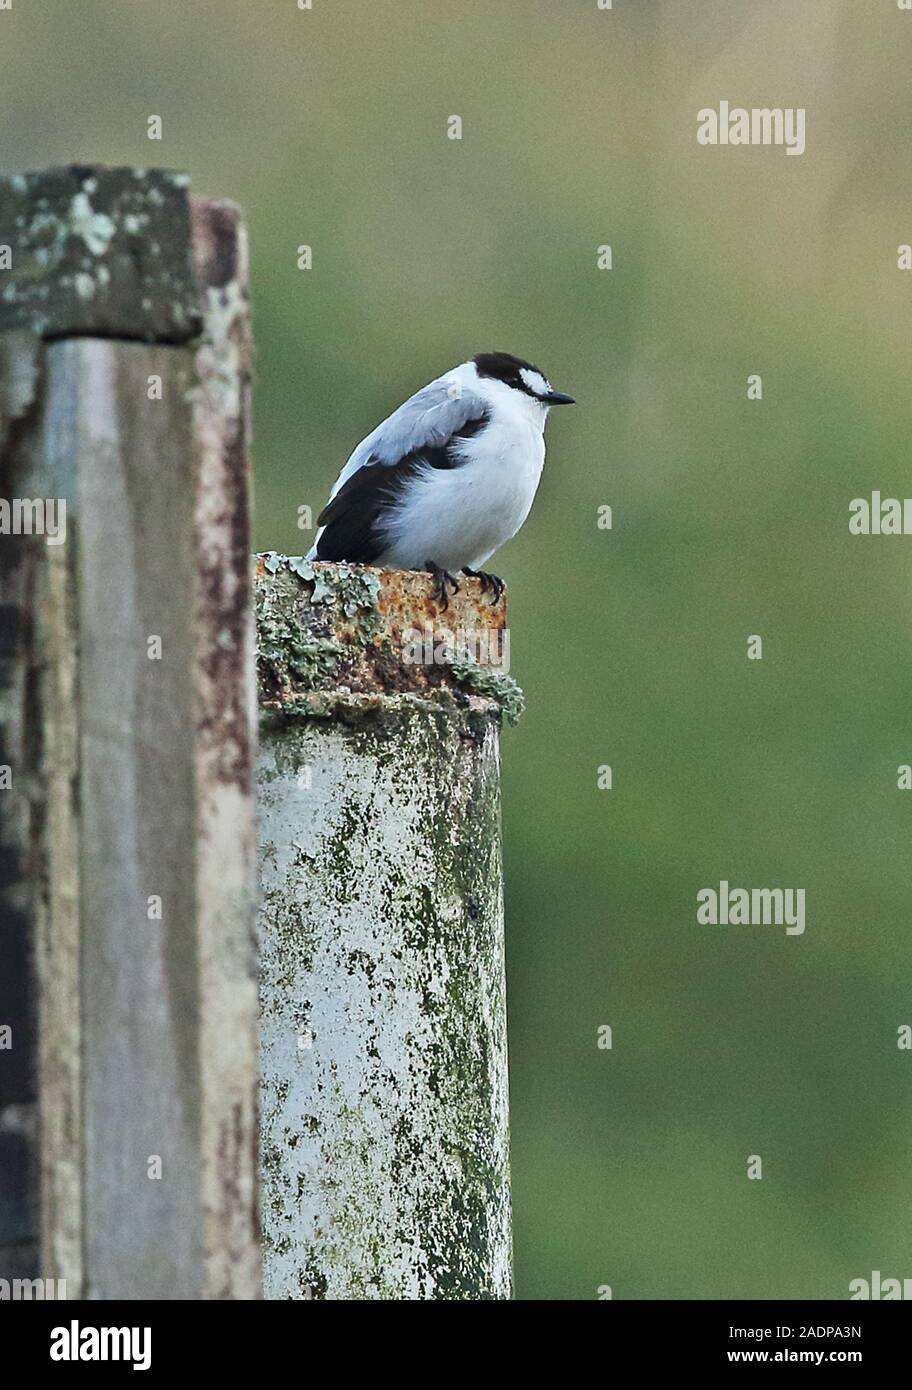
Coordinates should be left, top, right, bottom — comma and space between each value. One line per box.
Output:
256, 557, 519, 1299
0, 166, 260, 1297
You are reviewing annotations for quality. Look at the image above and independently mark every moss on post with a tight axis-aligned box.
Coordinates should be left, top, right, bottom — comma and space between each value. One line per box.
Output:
256, 559, 515, 1299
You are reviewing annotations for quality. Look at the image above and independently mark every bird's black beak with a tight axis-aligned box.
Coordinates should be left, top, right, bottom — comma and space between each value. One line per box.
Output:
543, 390, 575, 405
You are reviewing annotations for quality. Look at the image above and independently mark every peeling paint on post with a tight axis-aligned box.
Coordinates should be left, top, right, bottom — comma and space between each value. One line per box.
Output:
255, 558, 516, 1299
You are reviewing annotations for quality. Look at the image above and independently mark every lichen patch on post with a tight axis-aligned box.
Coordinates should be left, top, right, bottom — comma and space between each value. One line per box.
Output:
254, 556, 522, 726
67, 191, 117, 257
0, 166, 203, 341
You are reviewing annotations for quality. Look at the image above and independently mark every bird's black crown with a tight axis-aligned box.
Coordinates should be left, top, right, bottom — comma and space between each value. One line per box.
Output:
473, 351, 547, 398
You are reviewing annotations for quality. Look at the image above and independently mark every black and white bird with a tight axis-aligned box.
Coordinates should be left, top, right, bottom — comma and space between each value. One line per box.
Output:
307, 351, 575, 605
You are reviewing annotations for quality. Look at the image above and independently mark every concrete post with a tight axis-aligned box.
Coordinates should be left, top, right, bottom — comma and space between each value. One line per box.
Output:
255, 556, 520, 1299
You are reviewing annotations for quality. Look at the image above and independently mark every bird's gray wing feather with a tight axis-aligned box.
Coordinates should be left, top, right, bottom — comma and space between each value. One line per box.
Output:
306, 373, 488, 561
328, 374, 488, 495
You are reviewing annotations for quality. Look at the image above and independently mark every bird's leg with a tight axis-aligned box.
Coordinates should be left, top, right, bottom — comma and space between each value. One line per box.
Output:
462, 567, 505, 605
425, 559, 460, 610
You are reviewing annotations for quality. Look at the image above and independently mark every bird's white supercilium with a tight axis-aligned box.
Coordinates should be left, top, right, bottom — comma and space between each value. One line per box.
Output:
307, 351, 574, 597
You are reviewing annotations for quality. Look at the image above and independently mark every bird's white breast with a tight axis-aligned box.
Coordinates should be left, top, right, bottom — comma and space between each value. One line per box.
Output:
376, 393, 547, 572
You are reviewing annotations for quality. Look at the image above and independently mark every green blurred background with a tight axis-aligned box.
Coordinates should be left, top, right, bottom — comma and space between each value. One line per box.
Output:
4, 0, 910, 1298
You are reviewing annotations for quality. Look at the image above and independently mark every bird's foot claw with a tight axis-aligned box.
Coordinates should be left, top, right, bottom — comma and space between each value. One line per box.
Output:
462, 567, 505, 605
426, 560, 460, 610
